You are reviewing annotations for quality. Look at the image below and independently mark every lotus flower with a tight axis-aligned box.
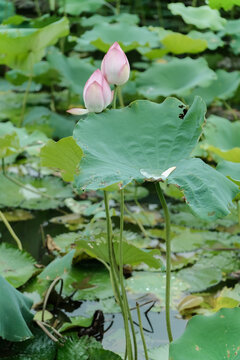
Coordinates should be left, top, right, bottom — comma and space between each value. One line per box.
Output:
67, 69, 113, 115
101, 42, 130, 86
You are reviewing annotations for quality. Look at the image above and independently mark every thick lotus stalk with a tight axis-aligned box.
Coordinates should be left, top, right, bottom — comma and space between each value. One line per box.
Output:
101, 42, 130, 86
67, 69, 113, 115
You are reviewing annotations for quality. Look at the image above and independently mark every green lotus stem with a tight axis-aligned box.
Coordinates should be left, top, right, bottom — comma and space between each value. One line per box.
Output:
34, 0, 42, 16
237, 201, 240, 225
42, 277, 63, 322
113, 85, 118, 109
136, 302, 149, 360
117, 86, 124, 108
0, 210, 23, 250
119, 189, 138, 360
116, 0, 121, 14
19, 70, 33, 128
155, 182, 173, 343
104, 190, 133, 360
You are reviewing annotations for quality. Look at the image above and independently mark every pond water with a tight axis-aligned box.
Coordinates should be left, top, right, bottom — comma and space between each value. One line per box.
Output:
0, 208, 187, 357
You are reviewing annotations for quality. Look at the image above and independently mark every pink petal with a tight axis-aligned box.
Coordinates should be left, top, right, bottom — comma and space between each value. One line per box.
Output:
66, 108, 89, 115
101, 48, 127, 84
83, 69, 103, 99
102, 76, 113, 107
84, 81, 105, 113
117, 63, 130, 85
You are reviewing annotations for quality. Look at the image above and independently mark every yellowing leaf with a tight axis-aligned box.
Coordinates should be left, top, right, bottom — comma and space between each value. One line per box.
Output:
40, 136, 83, 181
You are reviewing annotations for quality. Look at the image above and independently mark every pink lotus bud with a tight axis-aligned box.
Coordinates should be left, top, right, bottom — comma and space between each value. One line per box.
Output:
101, 42, 130, 86
67, 69, 113, 115
84, 69, 113, 113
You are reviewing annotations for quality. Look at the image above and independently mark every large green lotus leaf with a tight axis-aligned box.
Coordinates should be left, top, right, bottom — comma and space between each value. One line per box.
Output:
0, 275, 33, 341
0, 0, 15, 23
58, 0, 105, 15
136, 57, 216, 99
186, 69, 240, 105
74, 98, 238, 220
217, 161, 240, 185
40, 137, 83, 182
167, 157, 239, 220
0, 243, 36, 288
202, 115, 240, 162
0, 174, 73, 210
168, 3, 226, 31
161, 33, 207, 54
57, 334, 122, 360
188, 30, 224, 50
47, 47, 96, 95
169, 307, 240, 359
76, 239, 161, 269
0, 18, 69, 71
209, 0, 240, 10
81, 22, 158, 52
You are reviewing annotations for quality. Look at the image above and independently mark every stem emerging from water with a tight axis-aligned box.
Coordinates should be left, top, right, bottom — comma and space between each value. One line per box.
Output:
136, 302, 149, 360
155, 182, 173, 343
104, 190, 133, 360
0, 211, 23, 250
119, 190, 138, 360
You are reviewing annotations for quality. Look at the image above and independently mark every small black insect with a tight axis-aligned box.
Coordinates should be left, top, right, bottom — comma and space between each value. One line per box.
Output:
178, 107, 188, 119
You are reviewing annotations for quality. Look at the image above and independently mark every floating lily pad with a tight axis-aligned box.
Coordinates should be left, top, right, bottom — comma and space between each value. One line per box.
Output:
81, 22, 158, 52
40, 137, 83, 182
61, 263, 114, 301
136, 57, 216, 99
0, 275, 33, 341
0, 243, 36, 288
73, 97, 238, 220
202, 115, 240, 162
186, 69, 240, 105
178, 265, 222, 292
168, 3, 226, 31
126, 271, 189, 309
0, 174, 73, 210
59, 315, 93, 333
169, 307, 240, 359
